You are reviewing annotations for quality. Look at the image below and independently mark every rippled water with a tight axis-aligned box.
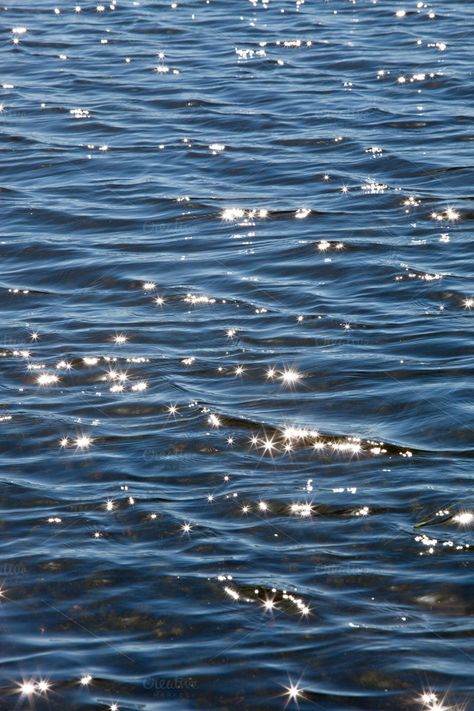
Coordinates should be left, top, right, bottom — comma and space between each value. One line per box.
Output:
1, 0, 473, 709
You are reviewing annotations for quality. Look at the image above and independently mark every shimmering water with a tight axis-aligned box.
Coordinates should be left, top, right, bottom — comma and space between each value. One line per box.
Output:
1, 0, 473, 709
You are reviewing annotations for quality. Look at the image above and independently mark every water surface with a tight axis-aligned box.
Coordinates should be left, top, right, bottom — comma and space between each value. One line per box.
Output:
0, 1, 473, 709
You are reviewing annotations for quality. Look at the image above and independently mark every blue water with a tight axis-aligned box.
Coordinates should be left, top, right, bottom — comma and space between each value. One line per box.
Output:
1, 1, 473, 709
